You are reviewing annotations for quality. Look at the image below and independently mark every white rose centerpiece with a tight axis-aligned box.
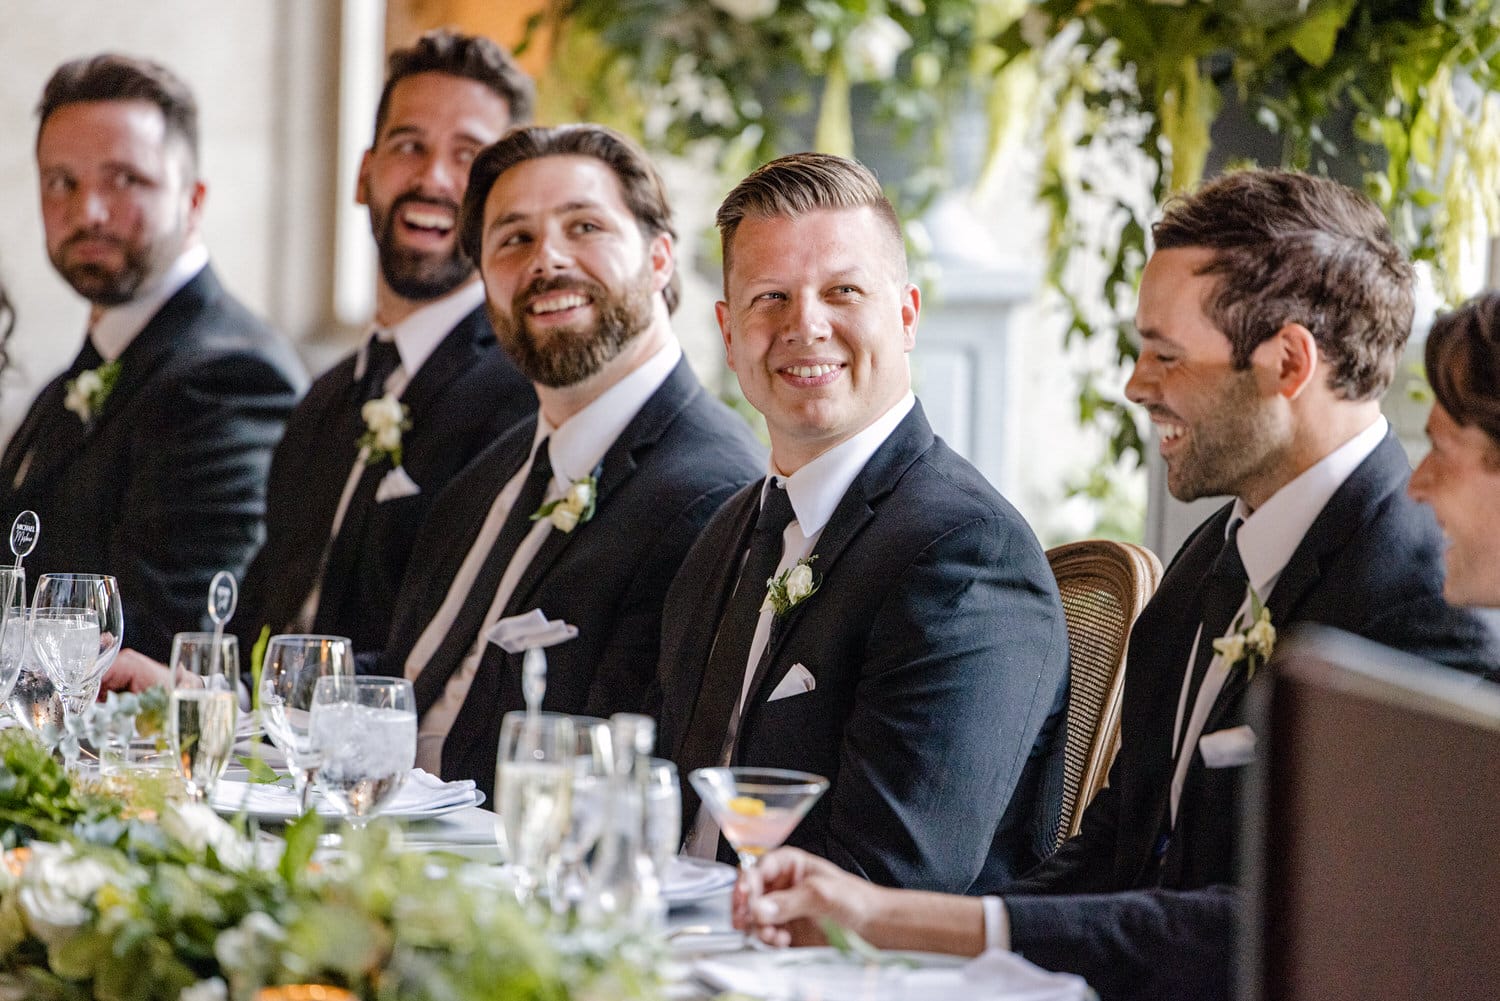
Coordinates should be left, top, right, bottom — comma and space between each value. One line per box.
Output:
360, 392, 412, 467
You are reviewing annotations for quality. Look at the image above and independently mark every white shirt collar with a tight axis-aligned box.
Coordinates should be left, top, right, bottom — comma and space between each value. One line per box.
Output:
90, 244, 209, 361
532, 338, 683, 487
370, 280, 485, 377
1231, 415, 1388, 592
774, 392, 916, 538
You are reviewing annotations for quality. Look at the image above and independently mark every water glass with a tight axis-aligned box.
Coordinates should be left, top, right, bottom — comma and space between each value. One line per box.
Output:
645, 758, 682, 875
0, 567, 28, 714
169, 631, 240, 694
259, 634, 352, 812
495, 711, 576, 903
310, 675, 415, 827
30, 573, 123, 721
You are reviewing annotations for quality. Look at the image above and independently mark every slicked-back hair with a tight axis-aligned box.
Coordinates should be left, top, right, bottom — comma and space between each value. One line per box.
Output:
1152, 168, 1414, 401
37, 53, 199, 174
459, 124, 680, 314
375, 28, 534, 139
1426, 292, 1500, 462
716, 152, 904, 285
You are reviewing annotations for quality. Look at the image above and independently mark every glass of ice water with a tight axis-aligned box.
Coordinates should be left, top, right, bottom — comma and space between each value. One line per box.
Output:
30, 573, 122, 723
309, 675, 415, 828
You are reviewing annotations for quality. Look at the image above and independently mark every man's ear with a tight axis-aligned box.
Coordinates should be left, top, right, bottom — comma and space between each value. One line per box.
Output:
715, 300, 736, 372
1256, 322, 1319, 400
355, 149, 373, 206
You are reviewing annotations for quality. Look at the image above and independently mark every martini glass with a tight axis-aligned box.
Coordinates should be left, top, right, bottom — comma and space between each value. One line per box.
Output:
688, 766, 828, 872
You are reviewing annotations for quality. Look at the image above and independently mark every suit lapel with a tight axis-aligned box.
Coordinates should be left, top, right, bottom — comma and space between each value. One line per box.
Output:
501, 359, 701, 620
742, 404, 935, 708
396, 306, 485, 426
93, 268, 219, 428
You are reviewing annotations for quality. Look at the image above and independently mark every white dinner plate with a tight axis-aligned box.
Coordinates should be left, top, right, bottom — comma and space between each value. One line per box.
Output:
693, 947, 966, 1001
211, 777, 484, 821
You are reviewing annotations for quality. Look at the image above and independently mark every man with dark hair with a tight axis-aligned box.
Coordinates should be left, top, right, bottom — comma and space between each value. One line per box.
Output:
0, 53, 304, 661
731, 168, 1498, 1001
655, 152, 1071, 893
1410, 292, 1500, 610
372, 124, 762, 800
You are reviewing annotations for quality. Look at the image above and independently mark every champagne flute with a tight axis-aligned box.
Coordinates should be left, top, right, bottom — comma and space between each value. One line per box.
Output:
495, 711, 575, 903
169, 687, 237, 801
0, 566, 27, 710
169, 631, 240, 693
309, 675, 415, 827
259, 634, 352, 812
552, 715, 611, 905
30, 573, 122, 723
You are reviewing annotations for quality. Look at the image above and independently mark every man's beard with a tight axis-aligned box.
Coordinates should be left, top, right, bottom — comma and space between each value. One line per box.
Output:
373, 193, 474, 301
1165, 370, 1290, 502
490, 270, 655, 388
51, 232, 156, 306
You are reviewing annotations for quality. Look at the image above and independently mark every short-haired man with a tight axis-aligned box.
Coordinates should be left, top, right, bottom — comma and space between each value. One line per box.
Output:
733, 169, 1499, 1001
0, 54, 305, 660
372, 125, 763, 800
1410, 292, 1500, 612
655, 153, 1071, 893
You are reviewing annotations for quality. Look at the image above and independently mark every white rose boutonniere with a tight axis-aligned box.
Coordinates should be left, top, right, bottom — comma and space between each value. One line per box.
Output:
763, 555, 820, 617
1212, 588, 1277, 680
63, 359, 122, 423
531, 474, 598, 533
360, 392, 411, 467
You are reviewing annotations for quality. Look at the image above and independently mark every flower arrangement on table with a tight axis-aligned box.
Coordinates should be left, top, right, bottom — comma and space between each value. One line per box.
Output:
0, 729, 663, 1001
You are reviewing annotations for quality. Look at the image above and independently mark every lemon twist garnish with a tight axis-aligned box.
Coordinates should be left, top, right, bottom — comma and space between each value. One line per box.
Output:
727, 795, 766, 817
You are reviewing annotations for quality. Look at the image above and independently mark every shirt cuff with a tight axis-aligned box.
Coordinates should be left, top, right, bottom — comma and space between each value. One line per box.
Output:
981, 895, 1010, 952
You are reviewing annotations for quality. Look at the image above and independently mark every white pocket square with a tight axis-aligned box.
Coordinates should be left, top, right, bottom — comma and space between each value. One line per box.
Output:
1199, 724, 1257, 768
374, 465, 421, 503
768, 663, 816, 702
484, 608, 578, 653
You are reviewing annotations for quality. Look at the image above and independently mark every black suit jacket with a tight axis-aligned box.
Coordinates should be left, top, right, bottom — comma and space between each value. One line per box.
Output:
374, 358, 763, 800
0, 266, 305, 661
235, 305, 533, 654
1002, 432, 1500, 1001
656, 403, 1072, 894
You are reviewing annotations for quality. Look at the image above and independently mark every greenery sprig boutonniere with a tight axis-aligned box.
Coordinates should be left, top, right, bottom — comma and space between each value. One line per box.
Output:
360, 392, 411, 467
531, 474, 597, 533
1212, 589, 1277, 681
763, 555, 819, 617
63, 360, 122, 423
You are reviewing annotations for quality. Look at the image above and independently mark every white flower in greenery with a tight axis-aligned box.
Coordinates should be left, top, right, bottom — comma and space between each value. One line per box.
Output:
215, 911, 286, 990
1212, 633, 1246, 666
179, 978, 228, 1001
1211, 589, 1277, 680
784, 563, 815, 603
161, 802, 253, 870
843, 15, 913, 82
709, 0, 777, 22
62, 361, 121, 423
762, 556, 820, 617
16, 843, 127, 947
531, 474, 598, 533
360, 392, 412, 467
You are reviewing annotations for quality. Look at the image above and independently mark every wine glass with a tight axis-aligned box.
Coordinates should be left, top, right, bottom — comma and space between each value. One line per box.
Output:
688, 767, 828, 872
30, 573, 122, 722
169, 631, 240, 694
259, 634, 352, 813
495, 711, 575, 903
169, 687, 237, 801
309, 675, 415, 828
645, 758, 682, 877
552, 715, 611, 905
0, 566, 27, 710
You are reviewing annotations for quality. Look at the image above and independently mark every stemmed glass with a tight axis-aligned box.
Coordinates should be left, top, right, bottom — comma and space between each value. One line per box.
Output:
169, 631, 240, 693
30, 573, 122, 723
259, 634, 352, 813
309, 675, 415, 828
495, 711, 576, 903
688, 766, 828, 873
0, 567, 28, 712
169, 684, 237, 802
552, 715, 611, 905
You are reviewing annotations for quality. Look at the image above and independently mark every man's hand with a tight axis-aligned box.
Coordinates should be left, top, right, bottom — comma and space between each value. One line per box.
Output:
101, 649, 173, 693
733, 846, 882, 948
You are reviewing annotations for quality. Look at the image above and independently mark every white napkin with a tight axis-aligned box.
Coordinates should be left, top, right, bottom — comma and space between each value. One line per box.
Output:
664, 856, 737, 901
212, 768, 477, 818
694, 946, 1092, 1001
375, 465, 422, 503
484, 609, 578, 653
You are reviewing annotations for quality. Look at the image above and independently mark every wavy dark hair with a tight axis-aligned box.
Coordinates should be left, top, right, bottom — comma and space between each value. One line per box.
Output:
1426, 291, 1500, 463
1153, 168, 1415, 402
375, 28, 534, 139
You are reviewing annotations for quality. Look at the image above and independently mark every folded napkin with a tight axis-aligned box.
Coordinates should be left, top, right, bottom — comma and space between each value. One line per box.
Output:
212, 768, 478, 819
694, 946, 1093, 1001
664, 856, 737, 902
484, 608, 577, 653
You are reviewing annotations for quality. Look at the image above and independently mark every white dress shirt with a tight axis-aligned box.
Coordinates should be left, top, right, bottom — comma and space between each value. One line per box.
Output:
687, 391, 915, 857
292, 282, 488, 631
409, 339, 682, 772
90, 243, 210, 360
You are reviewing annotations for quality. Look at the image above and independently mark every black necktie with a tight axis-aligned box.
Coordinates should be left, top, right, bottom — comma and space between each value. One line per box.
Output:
70, 337, 104, 380
677, 480, 797, 821
356, 335, 402, 402
413, 440, 555, 717
1183, 520, 1248, 716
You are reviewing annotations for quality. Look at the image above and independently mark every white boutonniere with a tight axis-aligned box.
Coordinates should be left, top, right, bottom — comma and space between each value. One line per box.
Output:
531, 474, 597, 533
63, 360, 122, 423
763, 555, 819, 617
1211, 588, 1276, 680
359, 392, 411, 467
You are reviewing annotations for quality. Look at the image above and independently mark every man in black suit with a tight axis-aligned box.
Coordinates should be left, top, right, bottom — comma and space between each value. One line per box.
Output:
655, 153, 1071, 894
731, 170, 1500, 1001
0, 55, 304, 661
371, 125, 762, 799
